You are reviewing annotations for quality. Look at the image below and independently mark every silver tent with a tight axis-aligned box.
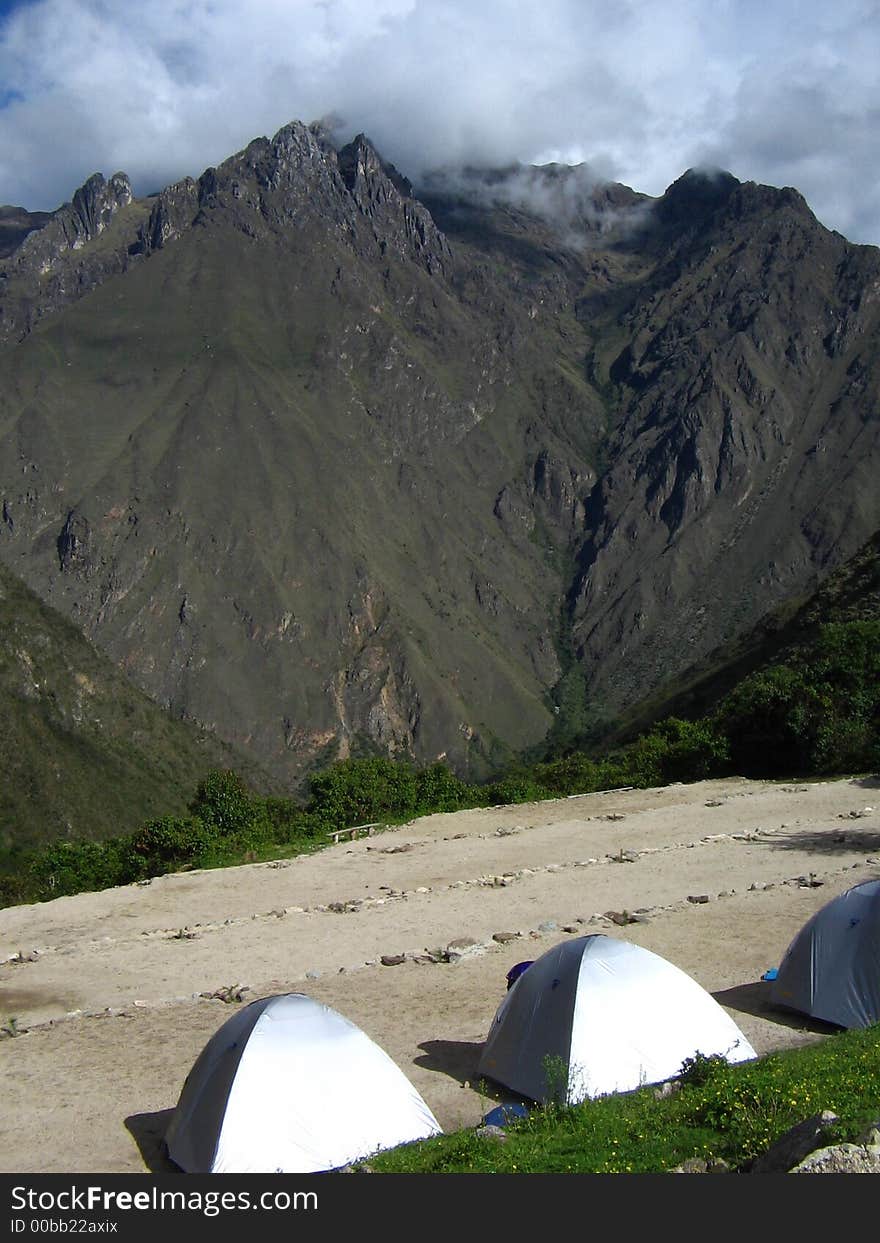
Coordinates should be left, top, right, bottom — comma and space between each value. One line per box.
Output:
477, 935, 755, 1104
770, 879, 880, 1029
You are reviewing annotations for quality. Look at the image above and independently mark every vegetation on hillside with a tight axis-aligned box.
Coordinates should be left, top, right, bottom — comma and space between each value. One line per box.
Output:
1, 615, 876, 908
0, 560, 270, 860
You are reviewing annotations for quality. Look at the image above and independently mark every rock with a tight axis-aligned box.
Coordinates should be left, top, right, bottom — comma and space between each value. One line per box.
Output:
653, 1081, 681, 1100
537, 921, 558, 933
605, 910, 636, 926
670, 1157, 709, 1173
687, 894, 711, 904
750, 1110, 839, 1173
475, 1125, 508, 1143
380, 954, 406, 967
790, 1143, 880, 1174
610, 849, 639, 862
305, 970, 321, 980
562, 924, 580, 933
492, 931, 519, 944
672, 1156, 729, 1173
446, 938, 486, 963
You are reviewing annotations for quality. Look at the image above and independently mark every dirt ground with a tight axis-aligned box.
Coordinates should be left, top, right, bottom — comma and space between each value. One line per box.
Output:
1, 774, 877, 1173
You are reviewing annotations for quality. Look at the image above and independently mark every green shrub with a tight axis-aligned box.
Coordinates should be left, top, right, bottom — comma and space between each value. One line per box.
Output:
307, 757, 419, 828
29, 837, 128, 898
648, 717, 730, 782
477, 775, 546, 806
530, 752, 606, 797
123, 814, 217, 879
414, 763, 471, 812
188, 769, 262, 836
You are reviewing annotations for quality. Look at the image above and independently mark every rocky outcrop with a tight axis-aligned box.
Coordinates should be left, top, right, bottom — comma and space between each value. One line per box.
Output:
135, 177, 199, 253
15, 171, 134, 270
0, 171, 142, 341
337, 134, 452, 275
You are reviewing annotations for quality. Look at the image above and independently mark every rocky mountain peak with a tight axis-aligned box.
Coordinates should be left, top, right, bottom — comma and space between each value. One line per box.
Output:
69, 171, 133, 238
8, 170, 134, 273
655, 167, 740, 227
0, 169, 145, 341
334, 132, 451, 274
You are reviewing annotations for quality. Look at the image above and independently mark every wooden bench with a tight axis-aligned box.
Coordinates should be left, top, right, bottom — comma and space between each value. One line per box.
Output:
326, 822, 380, 845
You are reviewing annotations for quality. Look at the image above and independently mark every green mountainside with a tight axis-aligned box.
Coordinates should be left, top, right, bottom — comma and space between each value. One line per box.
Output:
0, 557, 268, 856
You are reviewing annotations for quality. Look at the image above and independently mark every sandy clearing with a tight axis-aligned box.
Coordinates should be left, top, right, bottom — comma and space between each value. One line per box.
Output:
0, 775, 877, 1173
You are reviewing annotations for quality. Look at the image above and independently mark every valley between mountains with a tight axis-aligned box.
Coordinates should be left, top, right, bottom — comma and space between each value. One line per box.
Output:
1, 775, 878, 1173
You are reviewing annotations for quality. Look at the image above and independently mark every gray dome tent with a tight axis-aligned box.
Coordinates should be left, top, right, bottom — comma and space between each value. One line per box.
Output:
165, 993, 441, 1172
478, 935, 755, 1104
770, 879, 880, 1028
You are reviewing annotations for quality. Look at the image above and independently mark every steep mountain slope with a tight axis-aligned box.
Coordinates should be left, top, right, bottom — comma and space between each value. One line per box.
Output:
0, 559, 269, 854
1, 121, 878, 788
603, 527, 880, 744
563, 171, 880, 735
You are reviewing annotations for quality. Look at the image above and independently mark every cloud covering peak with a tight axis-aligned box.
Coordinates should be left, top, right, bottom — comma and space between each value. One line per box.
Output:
1, 0, 878, 244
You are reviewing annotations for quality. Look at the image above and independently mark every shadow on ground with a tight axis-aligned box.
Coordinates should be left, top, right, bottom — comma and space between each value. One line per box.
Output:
764, 829, 880, 855
124, 1109, 179, 1173
713, 981, 841, 1035
415, 1039, 484, 1087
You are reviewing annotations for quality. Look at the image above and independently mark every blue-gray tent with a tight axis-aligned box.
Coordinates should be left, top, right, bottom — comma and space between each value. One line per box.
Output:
770, 879, 880, 1029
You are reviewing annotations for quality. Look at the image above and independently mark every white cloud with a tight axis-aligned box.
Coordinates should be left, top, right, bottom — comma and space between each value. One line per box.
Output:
1, 0, 878, 243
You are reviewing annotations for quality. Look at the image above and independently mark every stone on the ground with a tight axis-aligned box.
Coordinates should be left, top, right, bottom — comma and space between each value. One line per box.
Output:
750, 1111, 839, 1173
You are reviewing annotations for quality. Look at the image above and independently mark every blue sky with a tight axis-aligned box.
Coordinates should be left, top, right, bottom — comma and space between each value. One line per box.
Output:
1, 1, 878, 244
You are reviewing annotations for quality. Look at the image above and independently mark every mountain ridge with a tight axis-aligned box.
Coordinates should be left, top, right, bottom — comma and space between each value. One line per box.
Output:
1, 121, 878, 789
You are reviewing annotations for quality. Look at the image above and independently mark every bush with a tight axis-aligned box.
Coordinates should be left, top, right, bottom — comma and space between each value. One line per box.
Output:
716, 666, 821, 776
477, 775, 546, 806
531, 752, 606, 797
307, 757, 419, 828
188, 770, 263, 836
29, 838, 128, 898
414, 763, 471, 812
123, 814, 217, 879
649, 717, 730, 783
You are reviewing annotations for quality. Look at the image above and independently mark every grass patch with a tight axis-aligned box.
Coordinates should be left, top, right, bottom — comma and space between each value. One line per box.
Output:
367, 1026, 880, 1173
